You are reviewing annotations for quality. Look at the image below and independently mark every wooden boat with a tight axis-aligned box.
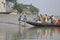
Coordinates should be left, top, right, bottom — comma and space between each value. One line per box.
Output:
26, 21, 60, 27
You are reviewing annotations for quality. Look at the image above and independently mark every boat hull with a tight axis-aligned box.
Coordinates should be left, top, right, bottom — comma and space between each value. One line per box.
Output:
26, 21, 60, 27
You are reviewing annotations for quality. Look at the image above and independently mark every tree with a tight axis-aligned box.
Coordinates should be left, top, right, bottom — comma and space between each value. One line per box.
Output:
6, 0, 16, 2
13, 4, 39, 14
6, 0, 17, 7
29, 5, 39, 14
13, 4, 24, 13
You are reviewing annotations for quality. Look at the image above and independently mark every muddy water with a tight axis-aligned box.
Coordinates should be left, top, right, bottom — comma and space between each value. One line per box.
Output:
0, 14, 60, 40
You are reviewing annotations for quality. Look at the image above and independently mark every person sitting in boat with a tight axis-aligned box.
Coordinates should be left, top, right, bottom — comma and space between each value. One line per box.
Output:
50, 15, 57, 24
44, 14, 49, 23
37, 14, 43, 23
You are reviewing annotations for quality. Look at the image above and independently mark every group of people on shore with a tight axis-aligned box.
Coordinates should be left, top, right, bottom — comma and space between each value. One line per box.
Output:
36, 14, 57, 24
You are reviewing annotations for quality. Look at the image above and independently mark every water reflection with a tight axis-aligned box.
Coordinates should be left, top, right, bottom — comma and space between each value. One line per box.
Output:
58, 28, 60, 33
27, 27, 60, 40
36, 27, 57, 38
0, 26, 60, 40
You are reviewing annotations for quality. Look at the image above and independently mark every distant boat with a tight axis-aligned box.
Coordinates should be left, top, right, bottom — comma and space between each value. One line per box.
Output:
0, 12, 11, 14
26, 21, 60, 27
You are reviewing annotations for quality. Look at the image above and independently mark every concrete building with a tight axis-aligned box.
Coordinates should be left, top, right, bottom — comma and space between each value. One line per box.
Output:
0, 0, 13, 14
0, 0, 6, 12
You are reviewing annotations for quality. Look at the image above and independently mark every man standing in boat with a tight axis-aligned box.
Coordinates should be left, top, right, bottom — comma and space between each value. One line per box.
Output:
18, 15, 22, 23
18, 15, 22, 35
23, 14, 27, 22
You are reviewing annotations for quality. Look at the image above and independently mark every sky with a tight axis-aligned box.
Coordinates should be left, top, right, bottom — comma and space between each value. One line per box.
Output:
17, 0, 60, 16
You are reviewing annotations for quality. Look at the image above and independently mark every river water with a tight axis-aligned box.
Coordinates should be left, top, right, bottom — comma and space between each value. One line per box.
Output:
0, 14, 60, 40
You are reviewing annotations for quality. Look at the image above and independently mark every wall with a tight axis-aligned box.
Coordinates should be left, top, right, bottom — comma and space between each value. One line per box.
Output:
0, 0, 6, 12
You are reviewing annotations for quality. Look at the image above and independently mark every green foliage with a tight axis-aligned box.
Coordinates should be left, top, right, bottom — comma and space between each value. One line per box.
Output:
6, 0, 15, 2
13, 4, 24, 13
29, 5, 39, 14
6, 0, 39, 14
6, 0, 17, 7
13, 4, 39, 13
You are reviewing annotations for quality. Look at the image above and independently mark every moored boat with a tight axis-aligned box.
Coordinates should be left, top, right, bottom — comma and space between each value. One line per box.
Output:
26, 21, 60, 27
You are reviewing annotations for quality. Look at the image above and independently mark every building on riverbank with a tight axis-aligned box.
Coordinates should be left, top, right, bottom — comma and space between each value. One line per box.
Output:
0, 0, 39, 15
0, 0, 13, 14
0, 0, 6, 12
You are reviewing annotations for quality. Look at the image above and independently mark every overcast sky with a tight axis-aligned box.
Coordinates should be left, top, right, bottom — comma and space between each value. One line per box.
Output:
17, 0, 60, 16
